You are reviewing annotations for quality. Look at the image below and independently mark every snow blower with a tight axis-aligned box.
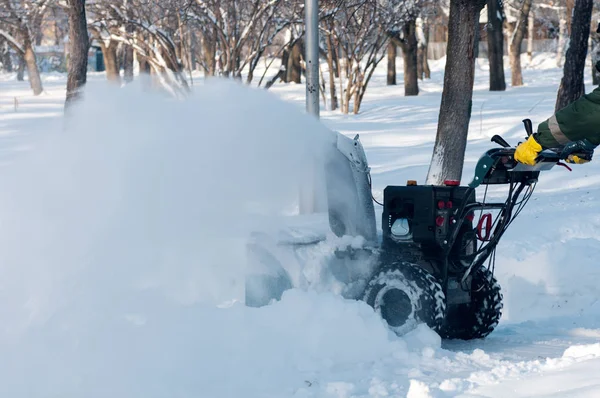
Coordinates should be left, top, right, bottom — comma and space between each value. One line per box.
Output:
245, 120, 595, 340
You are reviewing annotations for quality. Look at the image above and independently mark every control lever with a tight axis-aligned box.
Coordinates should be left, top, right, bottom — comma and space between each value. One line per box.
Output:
491, 135, 511, 148
522, 119, 533, 137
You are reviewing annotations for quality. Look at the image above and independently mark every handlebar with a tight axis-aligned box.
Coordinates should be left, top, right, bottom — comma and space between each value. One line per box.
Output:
489, 133, 596, 166
470, 120, 596, 188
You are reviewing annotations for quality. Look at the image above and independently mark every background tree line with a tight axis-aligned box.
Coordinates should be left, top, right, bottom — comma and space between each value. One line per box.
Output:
1, 0, 598, 113
1, 0, 599, 185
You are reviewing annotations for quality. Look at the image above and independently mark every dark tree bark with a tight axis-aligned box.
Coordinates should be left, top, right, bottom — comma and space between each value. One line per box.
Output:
287, 39, 302, 84
65, 0, 90, 107
487, 0, 506, 91
23, 31, 43, 95
326, 29, 338, 110
509, 0, 533, 87
387, 41, 397, 85
555, 0, 593, 112
593, 29, 600, 85
426, 0, 486, 185
399, 19, 419, 96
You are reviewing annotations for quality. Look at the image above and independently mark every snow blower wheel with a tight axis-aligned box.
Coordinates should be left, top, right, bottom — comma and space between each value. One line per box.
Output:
363, 262, 446, 335
440, 267, 503, 340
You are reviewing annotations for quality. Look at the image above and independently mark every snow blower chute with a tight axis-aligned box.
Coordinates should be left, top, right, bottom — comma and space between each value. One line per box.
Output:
245, 120, 596, 340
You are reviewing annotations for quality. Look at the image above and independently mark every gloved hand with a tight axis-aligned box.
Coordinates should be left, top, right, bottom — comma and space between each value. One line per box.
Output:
514, 135, 542, 165
566, 153, 593, 164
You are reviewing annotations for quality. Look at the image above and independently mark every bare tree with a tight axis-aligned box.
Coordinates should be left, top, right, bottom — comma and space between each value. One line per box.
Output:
426, 0, 486, 185
555, 0, 593, 111
0, 0, 50, 95
319, 0, 426, 113
88, 0, 191, 97
190, 0, 293, 80
508, 0, 533, 87
336, 0, 389, 113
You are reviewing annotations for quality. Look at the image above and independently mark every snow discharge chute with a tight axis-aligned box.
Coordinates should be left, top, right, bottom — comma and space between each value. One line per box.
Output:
245, 132, 378, 307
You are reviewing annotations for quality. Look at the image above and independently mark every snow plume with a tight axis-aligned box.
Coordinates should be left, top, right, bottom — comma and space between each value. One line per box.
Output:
0, 80, 408, 396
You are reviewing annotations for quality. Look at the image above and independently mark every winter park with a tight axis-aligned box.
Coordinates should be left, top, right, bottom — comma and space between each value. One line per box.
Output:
2, 0, 600, 397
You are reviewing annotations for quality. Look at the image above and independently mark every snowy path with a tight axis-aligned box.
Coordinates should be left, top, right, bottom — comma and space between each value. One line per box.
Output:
1, 55, 600, 397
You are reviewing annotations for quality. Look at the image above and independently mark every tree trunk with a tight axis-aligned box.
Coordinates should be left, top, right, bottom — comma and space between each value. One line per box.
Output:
400, 19, 419, 96
423, 21, 431, 79
124, 45, 134, 83
555, 0, 593, 112
509, 0, 532, 87
65, 0, 90, 107
387, 41, 397, 85
201, 29, 216, 77
417, 18, 431, 79
139, 57, 151, 74
265, 46, 290, 89
17, 55, 25, 81
527, 11, 534, 64
123, 1, 134, 83
101, 40, 121, 83
23, 33, 43, 95
426, 0, 486, 185
487, 0, 506, 91
326, 31, 338, 111
422, 49, 431, 79
287, 39, 302, 84
417, 46, 424, 80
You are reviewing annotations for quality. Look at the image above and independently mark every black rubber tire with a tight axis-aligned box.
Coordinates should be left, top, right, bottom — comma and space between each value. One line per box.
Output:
363, 262, 446, 335
441, 267, 503, 340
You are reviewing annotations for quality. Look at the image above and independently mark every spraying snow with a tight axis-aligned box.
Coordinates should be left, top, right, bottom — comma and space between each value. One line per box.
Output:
0, 80, 416, 397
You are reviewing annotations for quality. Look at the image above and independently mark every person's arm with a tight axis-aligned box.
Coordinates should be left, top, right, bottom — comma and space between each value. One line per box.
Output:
535, 85, 600, 148
515, 85, 600, 165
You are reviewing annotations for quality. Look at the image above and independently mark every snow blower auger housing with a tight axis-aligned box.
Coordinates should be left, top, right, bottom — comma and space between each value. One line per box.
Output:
245, 120, 595, 340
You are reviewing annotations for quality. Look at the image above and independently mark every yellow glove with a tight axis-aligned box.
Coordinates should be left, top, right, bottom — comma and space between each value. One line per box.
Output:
566, 154, 591, 164
514, 135, 543, 166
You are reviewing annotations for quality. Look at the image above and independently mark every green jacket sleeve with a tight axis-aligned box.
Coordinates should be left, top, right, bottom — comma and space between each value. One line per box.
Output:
535, 85, 600, 148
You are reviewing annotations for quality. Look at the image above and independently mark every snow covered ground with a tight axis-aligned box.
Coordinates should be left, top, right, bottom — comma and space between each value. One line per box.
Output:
1, 54, 600, 397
